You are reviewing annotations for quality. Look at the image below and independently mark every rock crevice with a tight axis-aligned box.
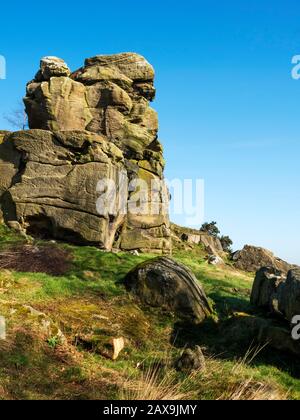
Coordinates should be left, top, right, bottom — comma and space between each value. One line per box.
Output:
0, 54, 171, 253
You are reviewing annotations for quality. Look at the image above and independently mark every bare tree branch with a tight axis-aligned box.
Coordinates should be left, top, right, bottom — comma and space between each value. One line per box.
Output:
3, 102, 28, 130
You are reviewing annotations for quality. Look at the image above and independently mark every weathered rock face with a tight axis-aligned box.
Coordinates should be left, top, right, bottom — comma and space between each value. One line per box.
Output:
0, 53, 171, 253
24, 54, 160, 161
278, 268, 300, 322
124, 257, 212, 324
38, 56, 71, 80
249, 267, 300, 357
250, 267, 285, 311
251, 267, 300, 322
0, 131, 20, 200
1, 130, 126, 248
170, 223, 224, 256
232, 245, 293, 273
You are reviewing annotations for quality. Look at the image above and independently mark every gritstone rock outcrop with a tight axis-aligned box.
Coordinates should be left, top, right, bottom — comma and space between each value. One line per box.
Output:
248, 267, 300, 356
170, 223, 224, 255
232, 245, 294, 273
251, 266, 300, 322
0, 54, 171, 253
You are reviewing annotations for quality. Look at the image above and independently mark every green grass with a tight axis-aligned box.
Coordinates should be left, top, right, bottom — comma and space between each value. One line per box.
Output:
0, 224, 25, 247
0, 229, 299, 399
173, 250, 253, 317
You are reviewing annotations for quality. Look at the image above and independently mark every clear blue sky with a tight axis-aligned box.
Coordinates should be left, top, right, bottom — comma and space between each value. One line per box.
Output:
0, 0, 299, 263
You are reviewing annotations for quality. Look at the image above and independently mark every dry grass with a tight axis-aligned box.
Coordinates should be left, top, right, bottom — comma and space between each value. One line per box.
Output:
220, 377, 282, 400
197, 345, 288, 400
0, 227, 294, 400
0, 244, 72, 276
120, 365, 193, 400
119, 345, 288, 401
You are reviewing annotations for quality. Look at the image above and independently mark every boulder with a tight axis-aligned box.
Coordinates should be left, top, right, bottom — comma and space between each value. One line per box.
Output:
208, 255, 224, 265
251, 267, 300, 323
224, 313, 300, 357
181, 233, 201, 245
223, 314, 300, 356
0, 129, 170, 252
84, 53, 155, 82
250, 267, 285, 311
124, 257, 212, 324
25, 77, 92, 131
278, 268, 300, 322
175, 346, 206, 372
76, 333, 125, 360
24, 53, 158, 157
38, 56, 71, 80
249, 269, 300, 357
258, 323, 300, 357
232, 245, 293, 273
200, 235, 223, 255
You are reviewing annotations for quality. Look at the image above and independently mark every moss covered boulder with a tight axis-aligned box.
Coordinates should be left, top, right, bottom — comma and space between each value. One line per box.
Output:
124, 257, 212, 324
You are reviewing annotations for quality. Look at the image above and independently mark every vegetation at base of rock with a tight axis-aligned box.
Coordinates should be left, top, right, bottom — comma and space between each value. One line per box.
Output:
0, 226, 299, 400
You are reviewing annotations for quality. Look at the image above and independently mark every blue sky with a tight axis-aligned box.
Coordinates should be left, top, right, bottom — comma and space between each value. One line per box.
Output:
0, 0, 299, 263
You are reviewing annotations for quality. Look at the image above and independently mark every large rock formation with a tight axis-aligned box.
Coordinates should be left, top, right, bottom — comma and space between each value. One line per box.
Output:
0, 54, 171, 253
232, 245, 293, 273
124, 257, 212, 324
251, 267, 300, 322
24, 54, 159, 159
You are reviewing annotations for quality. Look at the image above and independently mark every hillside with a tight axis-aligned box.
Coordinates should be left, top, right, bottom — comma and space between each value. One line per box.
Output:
0, 52, 299, 401
0, 224, 299, 400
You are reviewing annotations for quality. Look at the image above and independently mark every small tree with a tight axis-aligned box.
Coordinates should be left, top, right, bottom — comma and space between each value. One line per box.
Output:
220, 235, 233, 253
200, 221, 233, 254
200, 221, 220, 238
3, 103, 28, 130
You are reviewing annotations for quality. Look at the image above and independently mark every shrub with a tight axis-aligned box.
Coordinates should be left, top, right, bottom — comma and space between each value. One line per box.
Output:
200, 221, 220, 238
200, 222, 233, 253
220, 235, 233, 253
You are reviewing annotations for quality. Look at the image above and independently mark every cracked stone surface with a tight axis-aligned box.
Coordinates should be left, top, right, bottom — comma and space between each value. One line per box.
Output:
0, 54, 171, 253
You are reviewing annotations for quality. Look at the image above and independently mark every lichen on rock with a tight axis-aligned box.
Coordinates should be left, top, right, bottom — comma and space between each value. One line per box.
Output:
0, 53, 171, 254
124, 257, 213, 324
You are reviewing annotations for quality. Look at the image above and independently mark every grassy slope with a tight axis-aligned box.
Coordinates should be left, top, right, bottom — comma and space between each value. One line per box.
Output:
0, 225, 299, 400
